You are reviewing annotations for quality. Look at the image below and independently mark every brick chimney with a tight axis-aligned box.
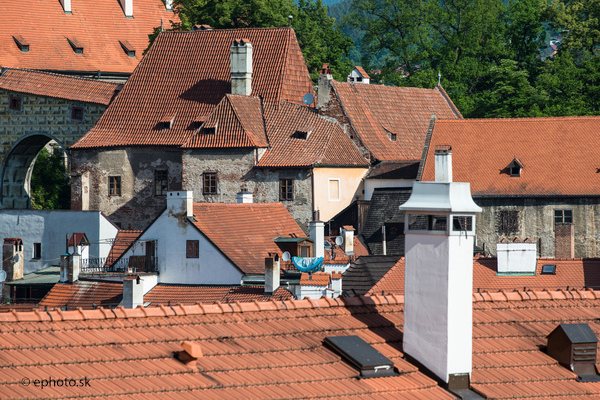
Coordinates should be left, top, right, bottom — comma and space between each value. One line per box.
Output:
264, 253, 280, 295
167, 191, 193, 218
555, 223, 574, 258
119, 0, 133, 17
230, 39, 253, 96
60, 0, 72, 14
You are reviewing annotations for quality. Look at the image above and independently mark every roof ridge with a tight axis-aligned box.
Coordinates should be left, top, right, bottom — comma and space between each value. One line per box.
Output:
436, 115, 600, 122
472, 289, 599, 302
435, 84, 463, 119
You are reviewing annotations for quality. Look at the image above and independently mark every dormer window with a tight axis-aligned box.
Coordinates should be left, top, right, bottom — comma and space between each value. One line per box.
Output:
160, 114, 176, 130
193, 115, 207, 130
12, 35, 29, 52
202, 122, 217, 135
507, 157, 524, 177
383, 126, 397, 142
67, 37, 84, 54
292, 129, 310, 140
119, 40, 136, 57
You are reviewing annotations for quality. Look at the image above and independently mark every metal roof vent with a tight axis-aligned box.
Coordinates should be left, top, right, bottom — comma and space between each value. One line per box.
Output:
547, 323, 600, 382
324, 335, 398, 378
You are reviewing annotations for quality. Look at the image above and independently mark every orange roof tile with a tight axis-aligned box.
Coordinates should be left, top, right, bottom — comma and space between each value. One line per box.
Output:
191, 203, 307, 274
332, 83, 461, 161
39, 281, 122, 309
257, 102, 369, 167
144, 285, 293, 305
0, 68, 119, 105
300, 272, 331, 286
106, 230, 142, 266
0, 0, 176, 73
71, 27, 315, 149
354, 66, 370, 79
421, 117, 600, 196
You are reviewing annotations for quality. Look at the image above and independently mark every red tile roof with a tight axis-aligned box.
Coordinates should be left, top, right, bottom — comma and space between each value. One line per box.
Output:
182, 95, 268, 148
71, 27, 315, 149
191, 203, 307, 274
144, 285, 293, 305
332, 83, 461, 161
0, 0, 176, 73
257, 102, 369, 167
67, 232, 88, 247
323, 235, 370, 264
300, 272, 331, 286
0, 68, 119, 105
0, 295, 453, 399
354, 66, 370, 79
368, 257, 600, 296
106, 230, 142, 266
421, 117, 600, 196
38, 281, 123, 309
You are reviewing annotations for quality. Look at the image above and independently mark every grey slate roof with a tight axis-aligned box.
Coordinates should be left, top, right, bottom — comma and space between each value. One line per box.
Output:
342, 255, 401, 296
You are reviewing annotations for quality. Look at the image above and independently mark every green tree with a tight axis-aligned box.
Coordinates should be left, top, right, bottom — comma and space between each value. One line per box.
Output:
30, 147, 71, 210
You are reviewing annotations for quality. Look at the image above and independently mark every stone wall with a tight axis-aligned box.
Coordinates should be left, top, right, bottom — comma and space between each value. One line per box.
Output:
71, 147, 182, 230
475, 197, 600, 258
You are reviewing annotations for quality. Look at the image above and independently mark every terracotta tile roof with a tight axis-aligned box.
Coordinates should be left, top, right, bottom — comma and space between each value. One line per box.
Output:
71, 27, 315, 149
354, 66, 370, 78
257, 101, 369, 167
106, 230, 142, 266
421, 116, 600, 196
182, 95, 268, 148
332, 83, 461, 161
0, 295, 455, 399
144, 284, 293, 305
191, 203, 307, 275
323, 235, 370, 264
0, 303, 37, 313
368, 257, 600, 296
366, 161, 420, 179
0, 0, 175, 73
300, 272, 331, 286
0, 68, 119, 105
344, 256, 401, 296
67, 232, 88, 247
38, 281, 123, 309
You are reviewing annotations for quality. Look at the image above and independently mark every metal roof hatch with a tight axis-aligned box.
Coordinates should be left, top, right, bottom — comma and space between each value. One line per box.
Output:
324, 335, 398, 378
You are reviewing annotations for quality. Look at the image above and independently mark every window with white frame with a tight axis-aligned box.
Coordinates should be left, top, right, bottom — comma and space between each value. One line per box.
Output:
328, 178, 340, 201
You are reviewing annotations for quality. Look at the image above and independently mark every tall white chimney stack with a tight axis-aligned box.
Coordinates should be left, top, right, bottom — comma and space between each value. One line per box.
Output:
400, 152, 481, 392
167, 191, 193, 218
230, 39, 253, 96
264, 253, 280, 295
435, 145, 452, 182
60, 0, 72, 14
309, 219, 325, 259
119, 0, 133, 18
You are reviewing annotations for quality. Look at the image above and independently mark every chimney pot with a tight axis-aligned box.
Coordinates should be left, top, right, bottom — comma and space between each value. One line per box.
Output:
181, 341, 203, 359
237, 188, 253, 203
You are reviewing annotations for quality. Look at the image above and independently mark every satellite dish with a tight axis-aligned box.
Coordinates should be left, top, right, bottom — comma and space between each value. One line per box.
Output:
0, 270, 6, 283
282, 251, 291, 262
13, 253, 19, 263
335, 236, 344, 246
303, 93, 315, 105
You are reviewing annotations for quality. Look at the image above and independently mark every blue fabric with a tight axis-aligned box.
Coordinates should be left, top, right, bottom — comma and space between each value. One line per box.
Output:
292, 256, 324, 273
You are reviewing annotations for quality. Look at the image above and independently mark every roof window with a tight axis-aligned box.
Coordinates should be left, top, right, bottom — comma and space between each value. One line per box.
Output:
203, 121, 217, 135
541, 264, 556, 275
506, 157, 523, 177
292, 129, 310, 140
12, 35, 29, 52
119, 40, 136, 57
160, 114, 176, 129
324, 335, 398, 378
67, 37, 84, 54
192, 24, 213, 31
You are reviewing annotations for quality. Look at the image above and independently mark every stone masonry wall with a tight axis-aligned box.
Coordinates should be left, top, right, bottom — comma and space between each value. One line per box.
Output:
475, 197, 600, 258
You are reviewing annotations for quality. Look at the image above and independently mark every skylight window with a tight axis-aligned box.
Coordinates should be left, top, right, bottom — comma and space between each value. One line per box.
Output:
67, 37, 84, 54
324, 335, 398, 378
292, 129, 310, 140
119, 40, 136, 57
12, 35, 29, 52
541, 264, 556, 275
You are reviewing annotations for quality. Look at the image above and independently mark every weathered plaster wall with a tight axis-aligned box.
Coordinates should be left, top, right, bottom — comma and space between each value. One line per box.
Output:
475, 197, 600, 258
313, 167, 368, 222
0, 89, 107, 208
70, 147, 182, 230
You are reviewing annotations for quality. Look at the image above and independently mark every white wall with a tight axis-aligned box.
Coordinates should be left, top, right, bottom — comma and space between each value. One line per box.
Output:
364, 179, 413, 201
0, 210, 118, 274
122, 210, 243, 285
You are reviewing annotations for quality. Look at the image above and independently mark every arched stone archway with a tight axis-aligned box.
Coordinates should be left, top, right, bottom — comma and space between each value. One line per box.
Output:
0, 133, 70, 209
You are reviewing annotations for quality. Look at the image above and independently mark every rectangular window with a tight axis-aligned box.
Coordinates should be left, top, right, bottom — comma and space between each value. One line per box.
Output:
33, 243, 41, 259
9, 96, 21, 111
155, 170, 168, 196
498, 210, 519, 235
407, 215, 446, 231
329, 179, 340, 201
555, 209, 573, 224
280, 179, 293, 201
71, 106, 83, 120
203, 172, 217, 194
452, 216, 473, 231
186, 240, 199, 258
109, 176, 121, 196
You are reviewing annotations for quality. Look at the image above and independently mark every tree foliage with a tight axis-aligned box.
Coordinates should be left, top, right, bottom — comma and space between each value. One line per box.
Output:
30, 147, 71, 210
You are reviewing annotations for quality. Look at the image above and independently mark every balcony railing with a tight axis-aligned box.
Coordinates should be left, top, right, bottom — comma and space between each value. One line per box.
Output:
81, 256, 158, 274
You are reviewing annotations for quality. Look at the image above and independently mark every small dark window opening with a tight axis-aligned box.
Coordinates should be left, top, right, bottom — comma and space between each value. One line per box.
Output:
356, 77, 363, 82
162, 121, 172, 129
452, 216, 473, 231
429, 215, 446, 231
292, 130, 309, 140
155, 170, 168, 196
9, 96, 22, 111
203, 172, 217, 194
555, 209, 573, 224
203, 126, 216, 135
67, 38, 84, 54
33, 243, 41, 259
390, 133, 397, 141
280, 179, 293, 201
510, 166, 521, 177
541, 264, 556, 275
72, 106, 83, 120
186, 240, 199, 258
498, 210, 519, 235
109, 176, 121, 196
119, 40, 136, 57
12, 35, 29, 52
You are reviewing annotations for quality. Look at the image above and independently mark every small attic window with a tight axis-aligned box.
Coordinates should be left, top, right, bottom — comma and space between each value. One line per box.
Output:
390, 133, 397, 141
357, 76, 363, 82
67, 37, 84, 54
541, 264, 556, 275
119, 40, 136, 57
507, 157, 524, 177
202, 122, 217, 135
12, 35, 29, 52
193, 115, 207, 130
292, 129, 310, 140
160, 114, 176, 130
324, 335, 398, 378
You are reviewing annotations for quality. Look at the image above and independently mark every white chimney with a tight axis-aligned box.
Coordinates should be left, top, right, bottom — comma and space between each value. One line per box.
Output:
237, 188, 253, 203
496, 239, 537, 274
119, 0, 133, 17
165, 0, 173, 11
309, 220, 325, 259
435, 145, 452, 182
167, 191, 193, 218
400, 158, 481, 391
122, 275, 144, 308
264, 254, 280, 295
341, 226, 355, 255
60, 0, 72, 14
230, 39, 253, 96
